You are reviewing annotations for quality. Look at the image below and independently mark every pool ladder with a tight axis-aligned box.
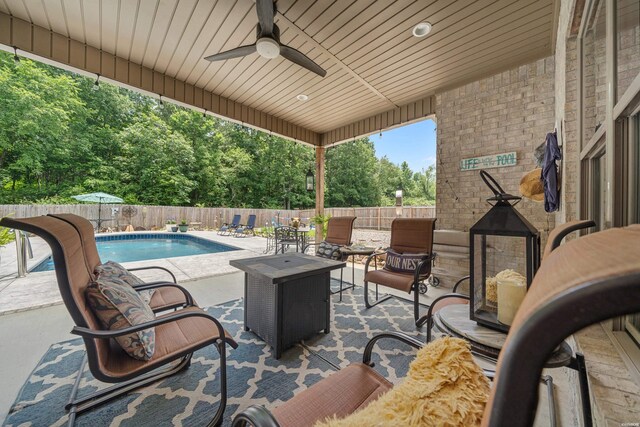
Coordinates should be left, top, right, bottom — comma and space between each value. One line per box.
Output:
15, 229, 33, 277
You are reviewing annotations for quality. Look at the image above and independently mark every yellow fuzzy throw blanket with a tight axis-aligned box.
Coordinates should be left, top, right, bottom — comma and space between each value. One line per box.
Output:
314, 337, 490, 427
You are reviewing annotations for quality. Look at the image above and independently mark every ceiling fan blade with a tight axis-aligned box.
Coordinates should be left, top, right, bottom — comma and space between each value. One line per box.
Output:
280, 45, 327, 77
256, 0, 275, 35
204, 44, 257, 62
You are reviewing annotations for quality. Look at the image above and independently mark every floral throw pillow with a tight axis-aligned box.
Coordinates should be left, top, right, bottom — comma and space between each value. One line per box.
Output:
383, 250, 431, 275
94, 261, 155, 305
85, 277, 156, 361
316, 241, 343, 260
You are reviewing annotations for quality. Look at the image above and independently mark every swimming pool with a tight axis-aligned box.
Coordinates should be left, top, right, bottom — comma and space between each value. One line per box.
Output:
31, 233, 239, 272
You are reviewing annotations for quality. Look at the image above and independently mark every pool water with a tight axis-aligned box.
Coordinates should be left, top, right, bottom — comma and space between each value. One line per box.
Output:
31, 233, 238, 272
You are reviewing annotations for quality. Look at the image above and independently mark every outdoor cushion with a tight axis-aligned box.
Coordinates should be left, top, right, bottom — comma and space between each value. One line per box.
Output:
85, 277, 156, 361
273, 363, 392, 427
316, 241, 343, 260
314, 337, 490, 427
94, 261, 155, 305
364, 269, 417, 293
383, 250, 430, 275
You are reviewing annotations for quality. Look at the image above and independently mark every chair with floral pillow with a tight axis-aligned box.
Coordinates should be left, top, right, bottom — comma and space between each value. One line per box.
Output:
49, 213, 190, 312
0, 216, 237, 427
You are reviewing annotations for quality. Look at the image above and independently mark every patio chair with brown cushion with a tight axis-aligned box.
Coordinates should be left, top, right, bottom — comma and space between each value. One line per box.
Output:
232, 224, 640, 427
0, 216, 238, 427
305, 216, 356, 299
49, 213, 190, 312
364, 218, 437, 326
423, 219, 596, 343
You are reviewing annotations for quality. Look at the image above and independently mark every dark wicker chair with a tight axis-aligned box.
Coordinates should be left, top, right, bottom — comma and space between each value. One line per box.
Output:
364, 218, 437, 326
232, 224, 640, 427
49, 213, 189, 312
0, 216, 238, 427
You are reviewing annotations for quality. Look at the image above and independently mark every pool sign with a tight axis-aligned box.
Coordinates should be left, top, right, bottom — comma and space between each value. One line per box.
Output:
460, 152, 517, 171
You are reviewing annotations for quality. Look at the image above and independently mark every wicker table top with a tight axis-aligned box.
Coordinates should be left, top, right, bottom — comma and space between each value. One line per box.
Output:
230, 252, 345, 284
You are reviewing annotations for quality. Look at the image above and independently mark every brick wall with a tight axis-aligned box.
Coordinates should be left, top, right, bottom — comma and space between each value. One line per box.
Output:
434, 57, 557, 284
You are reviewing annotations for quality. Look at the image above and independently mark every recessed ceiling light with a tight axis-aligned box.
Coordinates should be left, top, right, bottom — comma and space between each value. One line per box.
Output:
412, 22, 432, 37
297, 94, 309, 101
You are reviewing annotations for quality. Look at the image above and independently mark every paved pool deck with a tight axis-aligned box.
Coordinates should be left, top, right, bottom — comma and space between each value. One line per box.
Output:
0, 230, 269, 315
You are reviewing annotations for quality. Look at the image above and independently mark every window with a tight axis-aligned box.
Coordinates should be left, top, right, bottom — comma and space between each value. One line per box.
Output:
582, 0, 607, 144
580, 0, 640, 366
617, 0, 640, 101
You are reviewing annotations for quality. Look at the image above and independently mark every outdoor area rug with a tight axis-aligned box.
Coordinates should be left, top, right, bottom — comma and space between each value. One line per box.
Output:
3, 279, 427, 427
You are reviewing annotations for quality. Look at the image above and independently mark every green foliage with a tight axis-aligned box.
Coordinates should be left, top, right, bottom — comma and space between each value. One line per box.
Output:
311, 213, 331, 239
0, 216, 14, 246
0, 51, 435, 209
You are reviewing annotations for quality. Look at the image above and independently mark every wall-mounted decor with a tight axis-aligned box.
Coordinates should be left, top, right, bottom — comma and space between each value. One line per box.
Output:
460, 152, 517, 171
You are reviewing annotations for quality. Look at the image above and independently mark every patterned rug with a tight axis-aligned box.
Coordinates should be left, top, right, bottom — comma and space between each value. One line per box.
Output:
3, 280, 427, 427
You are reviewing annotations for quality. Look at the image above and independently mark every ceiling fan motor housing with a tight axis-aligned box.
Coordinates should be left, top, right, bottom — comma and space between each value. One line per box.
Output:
255, 24, 281, 59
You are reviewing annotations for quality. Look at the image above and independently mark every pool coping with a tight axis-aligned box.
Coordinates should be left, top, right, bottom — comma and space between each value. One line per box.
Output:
0, 231, 268, 316
29, 231, 244, 273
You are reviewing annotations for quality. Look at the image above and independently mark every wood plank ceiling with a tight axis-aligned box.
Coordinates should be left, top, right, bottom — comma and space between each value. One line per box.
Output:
0, 0, 556, 141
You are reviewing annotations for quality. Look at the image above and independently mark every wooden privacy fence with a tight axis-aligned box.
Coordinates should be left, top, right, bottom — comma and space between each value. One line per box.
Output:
298, 206, 436, 230
0, 204, 435, 231
0, 205, 299, 230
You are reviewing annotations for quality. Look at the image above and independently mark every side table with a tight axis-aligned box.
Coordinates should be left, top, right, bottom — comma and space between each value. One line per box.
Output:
433, 303, 589, 427
230, 252, 345, 358
336, 246, 377, 301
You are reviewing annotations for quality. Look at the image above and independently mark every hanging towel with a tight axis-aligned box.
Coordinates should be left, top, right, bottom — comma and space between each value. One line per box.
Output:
541, 132, 561, 212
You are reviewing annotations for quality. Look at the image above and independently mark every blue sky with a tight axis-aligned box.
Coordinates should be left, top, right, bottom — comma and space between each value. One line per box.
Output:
369, 118, 437, 172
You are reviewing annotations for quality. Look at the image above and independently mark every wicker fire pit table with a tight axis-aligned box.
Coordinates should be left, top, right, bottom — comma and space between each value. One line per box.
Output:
230, 252, 346, 358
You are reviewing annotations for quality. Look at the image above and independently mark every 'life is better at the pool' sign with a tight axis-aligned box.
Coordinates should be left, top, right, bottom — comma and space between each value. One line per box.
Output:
460, 152, 517, 171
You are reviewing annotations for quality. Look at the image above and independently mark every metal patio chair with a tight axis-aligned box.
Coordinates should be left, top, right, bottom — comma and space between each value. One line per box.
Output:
219, 214, 242, 235
274, 226, 300, 253
49, 213, 190, 312
304, 216, 356, 298
0, 216, 238, 427
232, 224, 640, 427
235, 214, 257, 237
364, 218, 437, 326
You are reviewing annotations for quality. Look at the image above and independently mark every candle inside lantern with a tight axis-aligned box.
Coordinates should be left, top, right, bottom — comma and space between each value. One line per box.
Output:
497, 277, 526, 325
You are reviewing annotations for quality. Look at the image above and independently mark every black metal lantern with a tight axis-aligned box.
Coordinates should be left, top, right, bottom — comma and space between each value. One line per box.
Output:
469, 171, 540, 332
306, 169, 314, 192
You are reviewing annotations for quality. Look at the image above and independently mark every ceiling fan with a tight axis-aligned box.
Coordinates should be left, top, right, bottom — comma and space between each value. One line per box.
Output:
204, 0, 326, 77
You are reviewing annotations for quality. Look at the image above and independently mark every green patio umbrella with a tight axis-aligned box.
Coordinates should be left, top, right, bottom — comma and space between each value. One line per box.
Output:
72, 192, 124, 230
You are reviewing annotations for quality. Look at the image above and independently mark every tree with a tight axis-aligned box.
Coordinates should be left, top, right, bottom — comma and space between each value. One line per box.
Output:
377, 156, 402, 203
0, 56, 83, 199
325, 139, 380, 207
117, 114, 196, 205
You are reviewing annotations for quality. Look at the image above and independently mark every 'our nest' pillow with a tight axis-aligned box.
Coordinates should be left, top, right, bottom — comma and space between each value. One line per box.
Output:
383, 250, 431, 275
94, 261, 155, 305
315, 337, 490, 427
85, 277, 156, 361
